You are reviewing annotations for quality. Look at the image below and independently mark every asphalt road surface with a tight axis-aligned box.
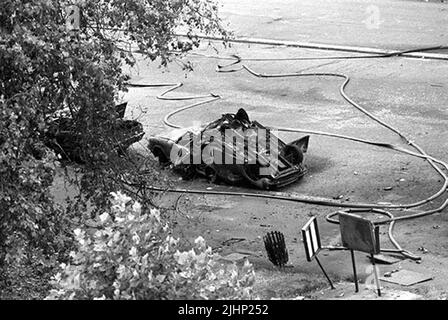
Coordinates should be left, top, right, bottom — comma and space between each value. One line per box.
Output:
219, 0, 448, 50
121, 0, 448, 299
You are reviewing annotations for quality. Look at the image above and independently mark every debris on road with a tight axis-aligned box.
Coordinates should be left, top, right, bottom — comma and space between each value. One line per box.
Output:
370, 254, 402, 265
380, 270, 433, 286
222, 238, 246, 246
264, 231, 289, 267
418, 247, 429, 253
383, 269, 400, 278
220, 253, 250, 263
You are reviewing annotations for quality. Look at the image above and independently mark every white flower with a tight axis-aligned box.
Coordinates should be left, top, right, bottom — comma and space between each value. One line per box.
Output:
206, 285, 216, 292
132, 233, 140, 244
110, 191, 132, 212
174, 250, 188, 265
69, 251, 77, 259
99, 212, 109, 223
110, 191, 132, 204
150, 208, 161, 221
132, 201, 142, 214
73, 228, 82, 238
175, 249, 196, 265
93, 242, 106, 252
117, 265, 127, 278
129, 246, 137, 256
195, 252, 207, 264
194, 236, 207, 250
113, 231, 121, 242
53, 272, 62, 282
112, 204, 125, 212
166, 236, 179, 247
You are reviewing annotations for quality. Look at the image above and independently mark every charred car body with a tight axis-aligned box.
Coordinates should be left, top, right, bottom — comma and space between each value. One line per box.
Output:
45, 102, 144, 163
148, 109, 309, 189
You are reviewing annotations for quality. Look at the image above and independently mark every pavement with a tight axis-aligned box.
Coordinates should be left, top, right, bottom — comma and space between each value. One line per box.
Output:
219, 0, 448, 50
310, 282, 425, 300
121, 0, 448, 299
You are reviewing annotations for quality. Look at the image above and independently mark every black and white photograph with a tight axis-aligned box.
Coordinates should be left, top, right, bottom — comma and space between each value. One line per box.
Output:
1, 0, 448, 307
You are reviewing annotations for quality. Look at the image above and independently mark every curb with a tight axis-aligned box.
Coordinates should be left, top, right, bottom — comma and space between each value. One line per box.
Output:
177, 34, 448, 61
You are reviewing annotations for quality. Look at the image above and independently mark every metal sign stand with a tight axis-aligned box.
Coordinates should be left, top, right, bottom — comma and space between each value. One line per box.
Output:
301, 216, 335, 290
350, 249, 359, 292
371, 226, 382, 296
315, 256, 335, 289
339, 212, 382, 297
370, 253, 382, 297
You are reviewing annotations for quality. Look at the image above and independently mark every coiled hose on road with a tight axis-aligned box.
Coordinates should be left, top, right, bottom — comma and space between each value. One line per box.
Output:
128, 47, 448, 260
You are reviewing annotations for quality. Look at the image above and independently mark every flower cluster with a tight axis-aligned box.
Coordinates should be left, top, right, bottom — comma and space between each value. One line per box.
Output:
46, 192, 255, 300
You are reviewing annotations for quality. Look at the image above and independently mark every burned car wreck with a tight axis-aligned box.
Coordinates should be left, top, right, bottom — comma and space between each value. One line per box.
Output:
44, 102, 144, 163
148, 108, 309, 189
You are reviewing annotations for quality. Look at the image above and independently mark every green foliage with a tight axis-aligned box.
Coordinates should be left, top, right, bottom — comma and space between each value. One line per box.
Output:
47, 192, 255, 300
0, 0, 228, 294
0, 95, 74, 282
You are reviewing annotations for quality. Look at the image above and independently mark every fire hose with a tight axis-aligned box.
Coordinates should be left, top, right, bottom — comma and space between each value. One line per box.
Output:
128, 46, 448, 260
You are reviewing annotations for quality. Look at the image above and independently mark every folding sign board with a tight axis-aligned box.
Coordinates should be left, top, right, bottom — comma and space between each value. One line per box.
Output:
302, 216, 322, 262
338, 212, 380, 255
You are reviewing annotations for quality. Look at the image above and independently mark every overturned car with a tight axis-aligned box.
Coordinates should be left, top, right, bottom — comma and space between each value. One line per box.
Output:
148, 109, 309, 189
